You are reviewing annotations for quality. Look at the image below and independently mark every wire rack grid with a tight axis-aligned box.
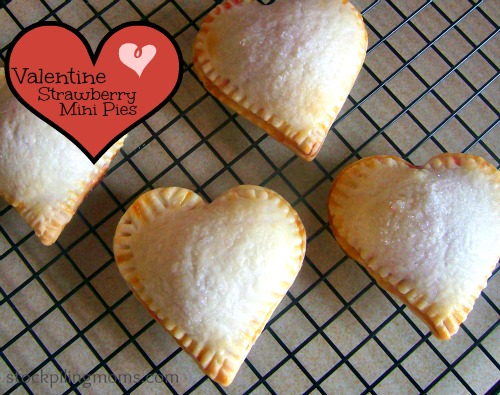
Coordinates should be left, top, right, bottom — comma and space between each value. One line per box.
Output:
0, 0, 498, 394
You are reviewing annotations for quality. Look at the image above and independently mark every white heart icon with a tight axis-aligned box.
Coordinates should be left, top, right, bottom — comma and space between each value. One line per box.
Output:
119, 43, 156, 77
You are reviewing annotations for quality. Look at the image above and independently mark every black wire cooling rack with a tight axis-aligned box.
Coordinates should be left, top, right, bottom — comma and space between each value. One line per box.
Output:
0, 1, 499, 394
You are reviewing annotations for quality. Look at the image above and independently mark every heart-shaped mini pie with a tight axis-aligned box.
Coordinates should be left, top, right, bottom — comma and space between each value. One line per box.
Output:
328, 154, 499, 340
113, 185, 306, 385
0, 68, 125, 246
193, 0, 367, 161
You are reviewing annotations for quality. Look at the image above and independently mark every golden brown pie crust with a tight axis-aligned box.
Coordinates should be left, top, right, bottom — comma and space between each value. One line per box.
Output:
114, 185, 306, 385
4, 144, 123, 246
328, 153, 499, 339
193, 0, 368, 161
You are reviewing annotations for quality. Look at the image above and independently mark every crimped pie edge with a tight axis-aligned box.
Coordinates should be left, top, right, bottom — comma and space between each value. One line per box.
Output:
113, 185, 306, 386
192, 0, 368, 161
327, 153, 499, 340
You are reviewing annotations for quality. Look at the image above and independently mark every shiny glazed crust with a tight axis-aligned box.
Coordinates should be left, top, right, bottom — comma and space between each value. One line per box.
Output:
193, 0, 367, 161
113, 185, 306, 386
328, 153, 500, 340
